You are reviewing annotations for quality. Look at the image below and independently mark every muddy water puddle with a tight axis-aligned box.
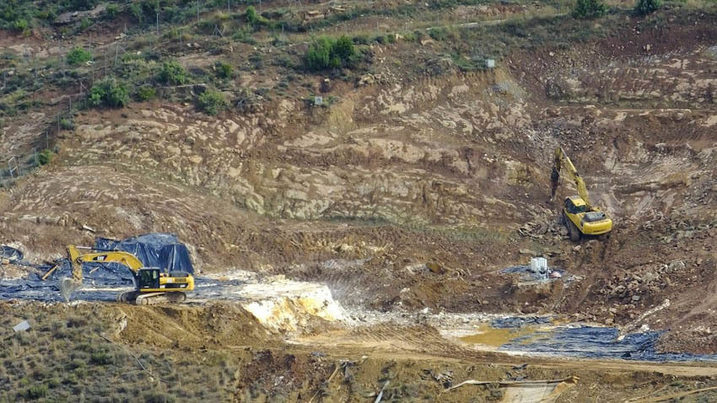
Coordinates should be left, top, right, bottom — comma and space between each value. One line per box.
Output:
459, 324, 547, 347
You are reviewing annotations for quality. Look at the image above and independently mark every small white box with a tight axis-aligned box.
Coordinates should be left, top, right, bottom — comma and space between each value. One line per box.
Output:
530, 257, 548, 273
13, 320, 30, 332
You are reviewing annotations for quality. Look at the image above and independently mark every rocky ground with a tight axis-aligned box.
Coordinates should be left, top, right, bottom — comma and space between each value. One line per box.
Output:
1, 0, 716, 400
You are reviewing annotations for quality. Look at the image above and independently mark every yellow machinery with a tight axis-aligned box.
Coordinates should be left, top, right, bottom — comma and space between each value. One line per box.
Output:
63, 245, 194, 304
551, 147, 613, 241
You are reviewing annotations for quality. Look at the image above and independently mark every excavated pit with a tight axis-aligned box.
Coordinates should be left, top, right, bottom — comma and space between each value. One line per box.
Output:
1, 5, 716, 400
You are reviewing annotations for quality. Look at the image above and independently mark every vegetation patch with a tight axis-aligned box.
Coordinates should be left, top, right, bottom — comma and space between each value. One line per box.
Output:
158, 60, 189, 85
635, 0, 662, 15
66, 47, 92, 66
573, 0, 606, 19
304, 35, 357, 71
197, 89, 227, 115
135, 85, 157, 101
215, 61, 234, 79
88, 78, 130, 108
246, 5, 270, 29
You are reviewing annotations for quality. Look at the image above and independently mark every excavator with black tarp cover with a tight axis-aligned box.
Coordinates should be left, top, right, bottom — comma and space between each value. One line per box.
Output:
61, 245, 194, 304
550, 147, 613, 241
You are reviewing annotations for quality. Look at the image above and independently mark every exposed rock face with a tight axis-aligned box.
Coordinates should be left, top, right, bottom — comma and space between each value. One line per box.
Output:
61, 72, 543, 225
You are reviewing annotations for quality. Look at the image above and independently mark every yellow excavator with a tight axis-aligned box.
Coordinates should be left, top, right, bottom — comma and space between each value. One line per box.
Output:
550, 147, 613, 242
61, 245, 194, 304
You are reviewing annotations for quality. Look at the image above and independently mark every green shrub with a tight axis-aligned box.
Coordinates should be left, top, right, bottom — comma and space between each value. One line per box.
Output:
70, 0, 100, 11
78, 17, 92, 31
304, 35, 356, 71
274, 55, 294, 68
12, 19, 29, 32
215, 61, 234, 79
66, 358, 85, 370
88, 78, 129, 108
249, 53, 264, 69
143, 391, 176, 403
60, 117, 74, 130
67, 47, 92, 65
38, 149, 54, 165
634, 0, 661, 15
136, 86, 156, 101
130, 2, 143, 23
246, 6, 258, 22
305, 37, 332, 70
90, 351, 113, 365
352, 35, 370, 45
333, 36, 355, 61
428, 27, 448, 41
158, 60, 188, 85
35, 8, 57, 21
47, 377, 61, 388
573, 0, 606, 19
232, 28, 256, 44
25, 385, 48, 399
246, 5, 269, 28
197, 90, 227, 115
105, 3, 119, 19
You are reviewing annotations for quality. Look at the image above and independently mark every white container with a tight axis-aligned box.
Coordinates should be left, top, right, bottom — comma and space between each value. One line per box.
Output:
13, 320, 30, 332
530, 257, 548, 273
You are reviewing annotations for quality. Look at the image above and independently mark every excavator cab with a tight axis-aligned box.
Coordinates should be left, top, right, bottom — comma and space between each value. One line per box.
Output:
137, 268, 161, 290
564, 198, 587, 214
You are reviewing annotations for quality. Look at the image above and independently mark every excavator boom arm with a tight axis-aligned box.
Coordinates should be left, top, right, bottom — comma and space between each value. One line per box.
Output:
67, 245, 145, 285
553, 147, 591, 208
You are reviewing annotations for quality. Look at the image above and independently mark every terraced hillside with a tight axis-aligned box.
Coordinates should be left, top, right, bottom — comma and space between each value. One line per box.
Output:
1, 0, 716, 400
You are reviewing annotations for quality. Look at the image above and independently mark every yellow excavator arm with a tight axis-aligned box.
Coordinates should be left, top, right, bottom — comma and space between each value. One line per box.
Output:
67, 245, 144, 285
553, 147, 591, 208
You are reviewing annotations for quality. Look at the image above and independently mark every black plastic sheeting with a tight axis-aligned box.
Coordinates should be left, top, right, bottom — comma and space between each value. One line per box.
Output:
491, 316, 552, 328
0, 245, 24, 263
499, 324, 717, 362
38, 233, 193, 285
0, 276, 241, 303
502, 265, 566, 282
0, 233, 194, 299
95, 233, 194, 274
45, 259, 136, 286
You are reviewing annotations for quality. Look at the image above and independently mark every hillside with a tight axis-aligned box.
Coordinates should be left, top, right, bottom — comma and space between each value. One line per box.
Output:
1, 0, 717, 400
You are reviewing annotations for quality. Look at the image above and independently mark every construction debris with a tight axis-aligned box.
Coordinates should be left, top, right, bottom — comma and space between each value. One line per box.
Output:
0, 245, 24, 264
13, 320, 30, 332
443, 375, 579, 392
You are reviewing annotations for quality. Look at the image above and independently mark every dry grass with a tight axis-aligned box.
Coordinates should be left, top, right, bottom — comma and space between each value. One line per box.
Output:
0, 303, 239, 401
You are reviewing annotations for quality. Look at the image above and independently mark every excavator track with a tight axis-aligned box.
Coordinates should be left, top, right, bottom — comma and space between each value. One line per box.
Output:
563, 212, 581, 242
117, 291, 187, 305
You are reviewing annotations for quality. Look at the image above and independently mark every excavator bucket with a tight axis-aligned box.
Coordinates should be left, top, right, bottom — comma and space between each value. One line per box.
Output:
59, 245, 84, 302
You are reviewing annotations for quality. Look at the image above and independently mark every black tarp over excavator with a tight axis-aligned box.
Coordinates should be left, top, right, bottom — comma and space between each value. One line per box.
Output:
94, 233, 194, 274
43, 233, 194, 285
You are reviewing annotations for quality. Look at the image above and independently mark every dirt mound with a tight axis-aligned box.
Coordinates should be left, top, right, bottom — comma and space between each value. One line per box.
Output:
113, 302, 277, 349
